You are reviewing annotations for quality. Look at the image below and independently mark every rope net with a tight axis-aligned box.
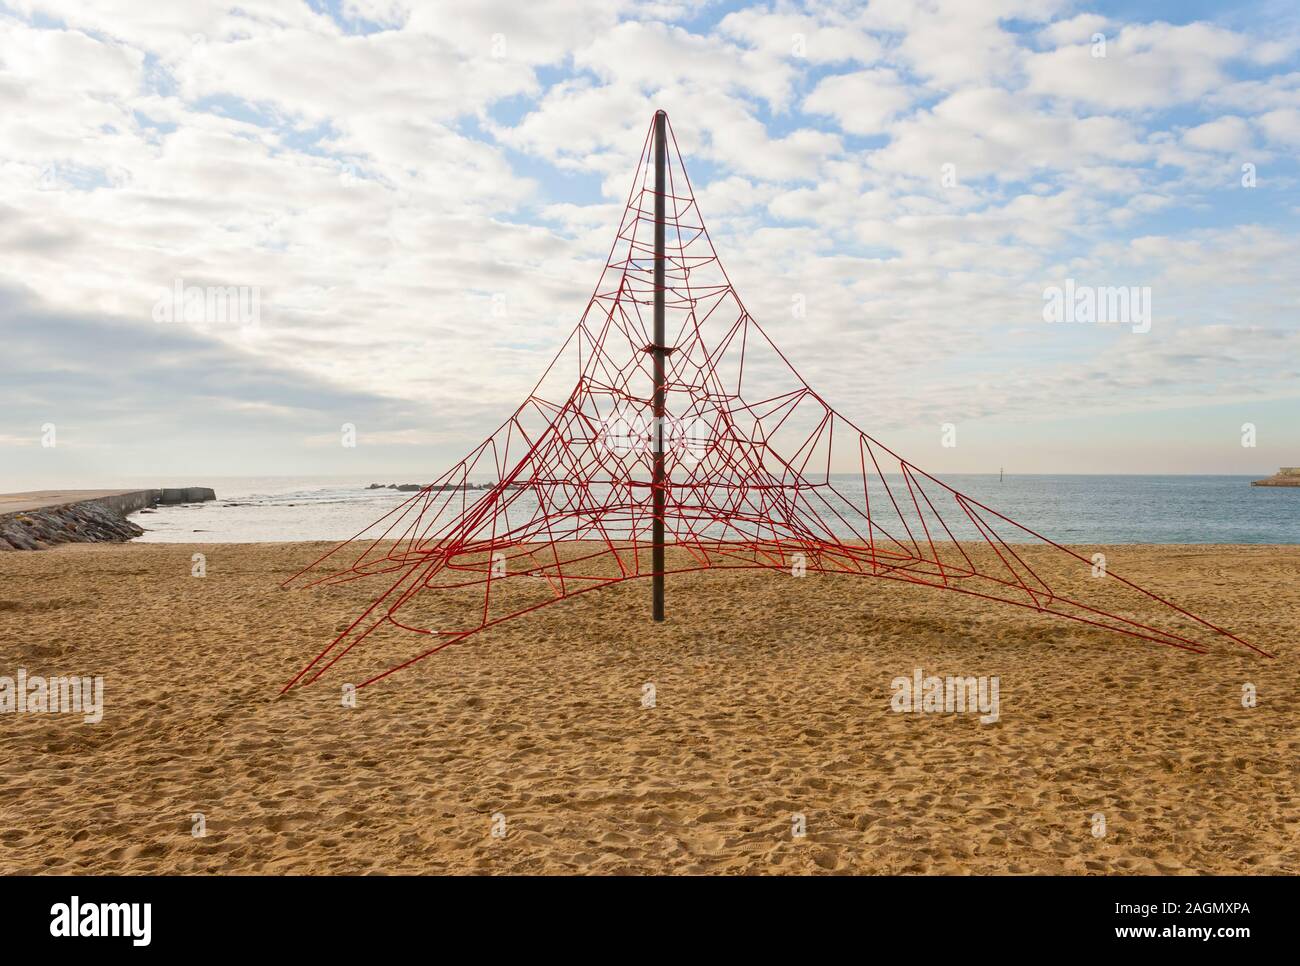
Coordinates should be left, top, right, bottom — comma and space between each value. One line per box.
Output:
282, 113, 1268, 694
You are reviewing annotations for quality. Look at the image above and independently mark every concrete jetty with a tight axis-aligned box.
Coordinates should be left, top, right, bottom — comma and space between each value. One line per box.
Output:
0, 488, 216, 550
1251, 467, 1300, 487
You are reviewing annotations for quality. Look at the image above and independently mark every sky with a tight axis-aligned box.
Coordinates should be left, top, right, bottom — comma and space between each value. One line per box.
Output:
1, 0, 1298, 490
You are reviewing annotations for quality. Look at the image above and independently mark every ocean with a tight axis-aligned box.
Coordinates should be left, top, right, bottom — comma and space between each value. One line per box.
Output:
127, 474, 1300, 545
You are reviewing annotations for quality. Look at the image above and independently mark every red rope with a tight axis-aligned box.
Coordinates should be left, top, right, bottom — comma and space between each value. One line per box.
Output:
280, 113, 1272, 695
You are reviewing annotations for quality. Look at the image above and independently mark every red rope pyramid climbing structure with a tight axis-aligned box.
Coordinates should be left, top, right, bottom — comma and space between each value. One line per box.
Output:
282, 111, 1269, 694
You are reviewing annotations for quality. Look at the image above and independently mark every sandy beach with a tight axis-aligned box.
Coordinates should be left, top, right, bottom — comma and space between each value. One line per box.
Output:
0, 541, 1296, 875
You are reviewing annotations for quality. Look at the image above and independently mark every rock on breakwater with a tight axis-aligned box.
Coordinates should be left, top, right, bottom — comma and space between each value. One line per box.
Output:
0, 488, 216, 550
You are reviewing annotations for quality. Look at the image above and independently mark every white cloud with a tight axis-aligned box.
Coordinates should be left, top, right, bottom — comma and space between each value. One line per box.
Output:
0, 2, 1297, 478
803, 68, 915, 134
1036, 13, 1109, 47
1257, 107, 1300, 146
1026, 22, 1255, 109
871, 88, 1148, 181
718, 7, 883, 65
1183, 116, 1253, 153
10, 0, 331, 53
861, 0, 1064, 89
573, 20, 796, 110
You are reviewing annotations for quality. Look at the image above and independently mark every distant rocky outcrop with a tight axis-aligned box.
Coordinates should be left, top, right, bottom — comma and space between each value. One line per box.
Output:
1251, 467, 1300, 487
366, 482, 502, 492
0, 488, 216, 550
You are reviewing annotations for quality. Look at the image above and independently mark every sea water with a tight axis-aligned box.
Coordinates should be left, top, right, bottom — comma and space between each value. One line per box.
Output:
127, 474, 1300, 545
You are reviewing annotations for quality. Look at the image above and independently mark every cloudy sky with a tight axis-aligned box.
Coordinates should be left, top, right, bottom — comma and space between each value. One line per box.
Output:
2, 0, 1298, 489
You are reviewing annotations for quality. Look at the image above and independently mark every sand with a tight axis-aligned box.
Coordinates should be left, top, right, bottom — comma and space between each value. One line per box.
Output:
0, 541, 1296, 875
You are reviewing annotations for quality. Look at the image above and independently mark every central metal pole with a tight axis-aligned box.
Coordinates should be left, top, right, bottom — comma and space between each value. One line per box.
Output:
652, 110, 666, 623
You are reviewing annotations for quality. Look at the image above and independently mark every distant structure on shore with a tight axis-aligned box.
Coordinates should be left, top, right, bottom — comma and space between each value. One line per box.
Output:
1252, 467, 1300, 487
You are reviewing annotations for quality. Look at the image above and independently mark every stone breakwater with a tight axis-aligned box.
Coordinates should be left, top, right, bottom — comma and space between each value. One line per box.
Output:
0, 488, 215, 550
